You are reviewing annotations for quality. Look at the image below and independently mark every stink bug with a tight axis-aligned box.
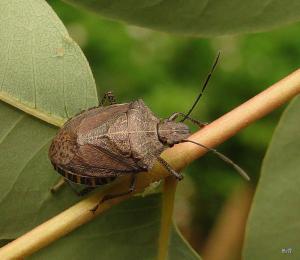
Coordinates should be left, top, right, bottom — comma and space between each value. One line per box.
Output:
49, 53, 249, 212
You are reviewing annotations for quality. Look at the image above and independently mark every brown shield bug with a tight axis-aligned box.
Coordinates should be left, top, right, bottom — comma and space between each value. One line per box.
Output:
49, 53, 249, 212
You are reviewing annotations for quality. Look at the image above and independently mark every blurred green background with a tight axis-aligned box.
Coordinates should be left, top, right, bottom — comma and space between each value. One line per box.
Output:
49, 0, 300, 253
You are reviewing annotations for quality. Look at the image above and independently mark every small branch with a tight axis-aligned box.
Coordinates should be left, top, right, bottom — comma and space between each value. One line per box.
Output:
157, 176, 178, 260
0, 69, 300, 259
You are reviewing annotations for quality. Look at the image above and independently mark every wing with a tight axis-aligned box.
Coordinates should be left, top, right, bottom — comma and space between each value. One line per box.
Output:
77, 103, 130, 136
76, 103, 133, 157
66, 144, 143, 178
52, 103, 139, 178
62, 103, 130, 136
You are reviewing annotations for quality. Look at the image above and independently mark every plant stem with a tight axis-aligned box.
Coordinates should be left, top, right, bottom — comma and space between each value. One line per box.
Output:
0, 69, 300, 259
158, 176, 178, 260
162, 69, 300, 170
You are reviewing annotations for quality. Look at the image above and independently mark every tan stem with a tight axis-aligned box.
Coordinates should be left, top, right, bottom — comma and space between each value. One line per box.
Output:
0, 69, 300, 259
162, 69, 300, 170
157, 176, 178, 260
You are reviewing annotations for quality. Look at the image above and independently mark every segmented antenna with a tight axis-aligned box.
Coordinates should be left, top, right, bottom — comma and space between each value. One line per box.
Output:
181, 52, 221, 122
181, 139, 250, 181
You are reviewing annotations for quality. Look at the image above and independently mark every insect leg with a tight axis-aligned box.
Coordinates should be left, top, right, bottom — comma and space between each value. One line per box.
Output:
100, 91, 117, 106
168, 112, 208, 127
156, 156, 183, 180
90, 174, 137, 213
50, 177, 66, 193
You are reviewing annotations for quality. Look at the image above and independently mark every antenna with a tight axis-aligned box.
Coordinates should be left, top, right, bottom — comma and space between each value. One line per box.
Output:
181, 139, 250, 181
181, 52, 220, 122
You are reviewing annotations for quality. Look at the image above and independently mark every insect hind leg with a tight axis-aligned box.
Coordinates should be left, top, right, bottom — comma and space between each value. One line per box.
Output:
101, 91, 117, 106
90, 173, 137, 213
168, 112, 208, 127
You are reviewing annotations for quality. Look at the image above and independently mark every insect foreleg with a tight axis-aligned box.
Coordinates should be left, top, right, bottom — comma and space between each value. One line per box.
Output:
156, 156, 183, 180
101, 91, 117, 106
90, 173, 137, 213
168, 112, 208, 127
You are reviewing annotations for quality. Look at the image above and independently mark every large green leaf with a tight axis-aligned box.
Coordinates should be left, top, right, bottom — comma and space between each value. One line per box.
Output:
63, 0, 300, 36
243, 96, 300, 259
0, 0, 98, 124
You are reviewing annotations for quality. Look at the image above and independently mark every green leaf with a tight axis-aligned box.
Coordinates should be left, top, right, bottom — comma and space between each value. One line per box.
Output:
63, 0, 300, 36
243, 96, 300, 259
0, 102, 200, 259
0, 0, 98, 126
0, 102, 79, 238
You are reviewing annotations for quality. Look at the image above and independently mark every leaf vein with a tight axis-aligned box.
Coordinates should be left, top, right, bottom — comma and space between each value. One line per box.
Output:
0, 136, 52, 203
0, 114, 24, 145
